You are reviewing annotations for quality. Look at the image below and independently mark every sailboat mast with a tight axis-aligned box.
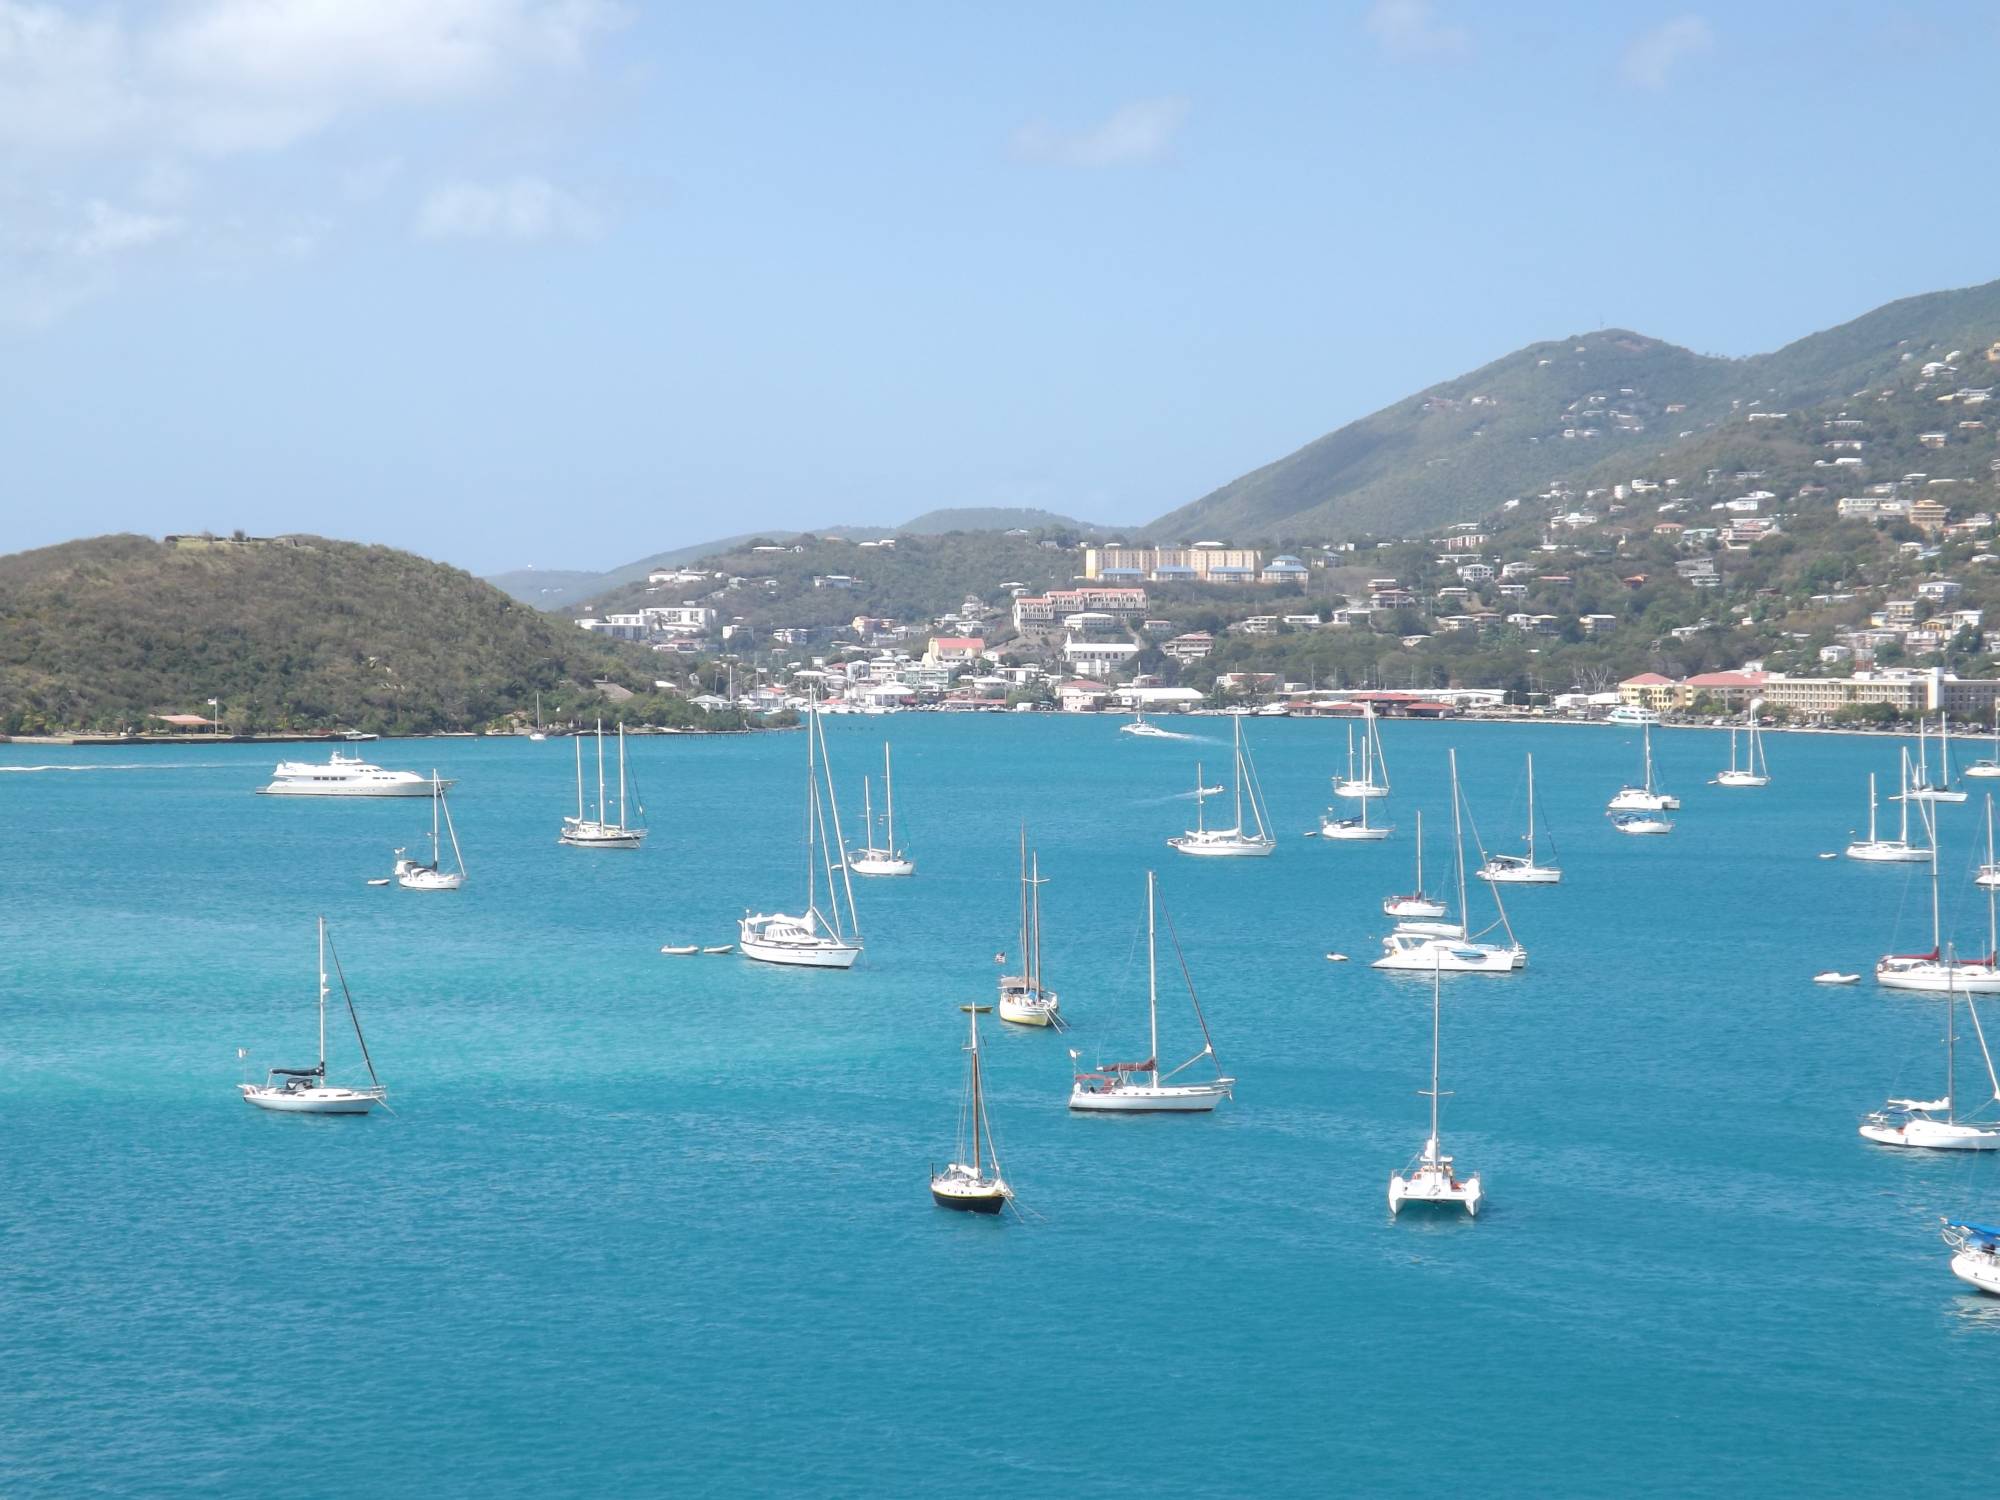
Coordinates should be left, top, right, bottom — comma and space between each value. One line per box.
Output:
883, 743, 895, 851
1147, 870, 1160, 1089
1868, 772, 1878, 843
1928, 798, 1942, 956
595, 719, 607, 823
431, 774, 441, 863
1644, 724, 1654, 794
862, 776, 875, 850
1430, 954, 1442, 1147
804, 697, 820, 912
1232, 716, 1244, 833
573, 733, 584, 820
317, 916, 328, 1075
969, 1007, 983, 1177
1450, 749, 1468, 927
618, 721, 628, 828
1414, 810, 1424, 890
1031, 850, 1043, 993
1947, 959, 1958, 1123
1525, 754, 1537, 861
1195, 763, 1206, 834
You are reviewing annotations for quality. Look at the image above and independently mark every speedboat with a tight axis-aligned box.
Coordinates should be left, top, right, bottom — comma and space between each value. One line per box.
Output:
259, 750, 446, 797
1813, 971, 1860, 985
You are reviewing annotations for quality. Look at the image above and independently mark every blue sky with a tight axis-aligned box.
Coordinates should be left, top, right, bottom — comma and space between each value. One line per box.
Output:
3, 1, 1997, 574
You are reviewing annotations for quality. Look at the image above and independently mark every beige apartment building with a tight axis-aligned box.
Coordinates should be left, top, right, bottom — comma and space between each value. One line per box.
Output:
1082, 546, 1263, 583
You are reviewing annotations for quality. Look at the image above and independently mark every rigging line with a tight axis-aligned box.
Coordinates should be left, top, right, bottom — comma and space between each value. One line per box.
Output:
324, 930, 382, 1092
1159, 903, 1221, 1073
1457, 778, 1517, 946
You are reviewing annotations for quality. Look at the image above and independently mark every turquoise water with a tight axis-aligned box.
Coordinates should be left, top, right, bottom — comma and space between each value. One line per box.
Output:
4, 716, 1998, 1496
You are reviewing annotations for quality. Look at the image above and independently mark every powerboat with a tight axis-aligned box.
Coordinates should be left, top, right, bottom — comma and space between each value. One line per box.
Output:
259, 751, 447, 798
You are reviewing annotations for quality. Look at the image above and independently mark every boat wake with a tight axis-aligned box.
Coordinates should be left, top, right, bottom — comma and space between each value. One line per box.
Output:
0, 762, 219, 774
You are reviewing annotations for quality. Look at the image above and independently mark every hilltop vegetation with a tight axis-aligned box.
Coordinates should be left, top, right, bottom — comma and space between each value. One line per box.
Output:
0, 534, 675, 734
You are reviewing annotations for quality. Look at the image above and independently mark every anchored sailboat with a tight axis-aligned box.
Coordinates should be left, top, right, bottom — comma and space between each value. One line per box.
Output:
1943, 1219, 2000, 1294
1069, 871, 1233, 1111
930, 1004, 1013, 1213
1847, 758, 1931, 862
1169, 715, 1274, 857
1860, 951, 2000, 1150
1388, 954, 1482, 1216
1967, 703, 2000, 780
1908, 714, 1969, 803
1321, 779, 1391, 840
1713, 712, 1771, 788
1607, 722, 1679, 812
740, 693, 863, 968
849, 743, 915, 876
1875, 795, 2000, 993
559, 720, 646, 848
1383, 810, 1447, 917
238, 918, 386, 1115
998, 830, 1060, 1027
1374, 750, 1526, 974
393, 773, 466, 891
1334, 707, 1390, 799
1478, 753, 1561, 883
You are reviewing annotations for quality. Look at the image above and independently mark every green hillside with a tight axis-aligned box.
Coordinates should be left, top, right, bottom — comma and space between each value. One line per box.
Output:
1152, 277, 2000, 542
0, 534, 657, 734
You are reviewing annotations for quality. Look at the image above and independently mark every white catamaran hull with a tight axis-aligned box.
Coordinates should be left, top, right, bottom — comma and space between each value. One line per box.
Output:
1388, 1164, 1482, 1216
1374, 938, 1525, 973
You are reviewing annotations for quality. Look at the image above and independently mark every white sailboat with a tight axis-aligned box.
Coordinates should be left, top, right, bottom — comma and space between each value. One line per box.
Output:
1321, 780, 1391, 841
1069, 871, 1233, 1111
1383, 809, 1448, 917
1606, 723, 1679, 811
1334, 707, 1390, 798
1860, 953, 2000, 1150
559, 720, 646, 848
1374, 750, 1526, 974
740, 694, 863, 968
1942, 1220, 2000, 1294
393, 773, 467, 890
1388, 954, 1482, 1216
930, 1004, 1013, 1214
1846, 759, 1931, 862
998, 831, 1060, 1027
1168, 715, 1275, 857
1610, 810, 1673, 836
1713, 713, 1771, 788
1980, 794, 2000, 889
1908, 714, 1968, 802
528, 690, 547, 742
1121, 710, 1173, 738
238, 918, 387, 1115
1875, 796, 2000, 993
1965, 704, 2000, 779
1478, 753, 1561, 883
849, 743, 915, 876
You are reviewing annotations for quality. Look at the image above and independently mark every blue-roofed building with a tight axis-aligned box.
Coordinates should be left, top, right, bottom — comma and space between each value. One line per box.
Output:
1100, 566, 1147, 582
1262, 555, 1310, 583
1208, 566, 1257, 582
1153, 564, 1198, 580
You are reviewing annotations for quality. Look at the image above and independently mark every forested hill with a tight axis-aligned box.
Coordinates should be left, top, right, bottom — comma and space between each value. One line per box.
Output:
0, 534, 654, 734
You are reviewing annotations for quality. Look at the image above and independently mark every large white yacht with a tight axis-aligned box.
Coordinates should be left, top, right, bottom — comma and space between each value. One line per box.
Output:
259, 750, 448, 798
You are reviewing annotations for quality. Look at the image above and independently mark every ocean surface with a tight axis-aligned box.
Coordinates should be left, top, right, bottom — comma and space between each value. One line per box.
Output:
4, 715, 1999, 1496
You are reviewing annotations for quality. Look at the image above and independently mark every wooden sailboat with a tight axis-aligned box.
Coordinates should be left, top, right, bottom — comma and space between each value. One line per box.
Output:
238, 918, 387, 1115
998, 830, 1060, 1026
930, 1004, 1012, 1213
1069, 871, 1233, 1111
1169, 715, 1274, 856
1388, 953, 1483, 1215
849, 743, 915, 876
740, 693, 862, 968
1478, 753, 1561, 882
559, 720, 646, 848
394, 773, 467, 890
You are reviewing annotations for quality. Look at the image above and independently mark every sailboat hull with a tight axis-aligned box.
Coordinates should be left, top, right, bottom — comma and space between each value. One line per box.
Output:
1383, 896, 1448, 918
1169, 833, 1275, 856
1859, 1119, 2000, 1149
930, 1170, 1010, 1212
1845, 841, 1930, 863
1874, 961, 2000, 993
1477, 862, 1560, 884
1388, 1168, 1482, 1215
239, 1084, 383, 1115
559, 820, 646, 849
395, 866, 463, 891
1953, 1248, 2000, 1294
1334, 782, 1388, 800
1320, 817, 1389, 841
739, 936, 861, 969
849, 853, 915, 877
1068, 1081, 1231, 1112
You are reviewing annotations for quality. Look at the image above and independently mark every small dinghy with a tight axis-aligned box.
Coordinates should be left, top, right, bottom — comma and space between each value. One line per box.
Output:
1325, 952, 1349, 963
659, 944, 699, 956
1814, 971, 1861, 985
702, 944, 734, 955
365, 878, 391, 887
1818, 852, 1839, 861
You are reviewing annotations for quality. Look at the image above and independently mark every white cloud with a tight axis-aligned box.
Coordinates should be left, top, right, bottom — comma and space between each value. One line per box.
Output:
1011, 97, 1189, 169
415, 175, 600, 241
1364, 0, 1469, 60
0, 0, 625, 157
67, 199, 181, 256
1622, 15, 1713, 90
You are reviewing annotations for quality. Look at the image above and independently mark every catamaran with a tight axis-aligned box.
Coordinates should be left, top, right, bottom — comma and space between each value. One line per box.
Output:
1713, 714, 1771, 788
849, 743, 914, 877
259, 750, 447, 798
1383, 809, 1448, 917
1334, 707, 1390, 799
998, 831, 1059, 1027
1860, 952, 2000, 1150
1388, 954, 1482, 1217
1942, 1219, 2000, 1294
1121, 710, 1174, 739
238, 917, 387, 1115
1478, 753, 1561, 883
1069, 871, 1233, 1111
1909, 714, 1968, 802
393, 773, 466, 890
740, 694, 863, 969
930, 1004, 1013, 1214
1169, 714, 1274, 857
1607, 723, 1678, 812
1374, 750, 1526, 974
1875, 795, 2000, 993
1847, 759, 1931, 862
559, 720, 646, 848
1966, 704, 2000, 779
